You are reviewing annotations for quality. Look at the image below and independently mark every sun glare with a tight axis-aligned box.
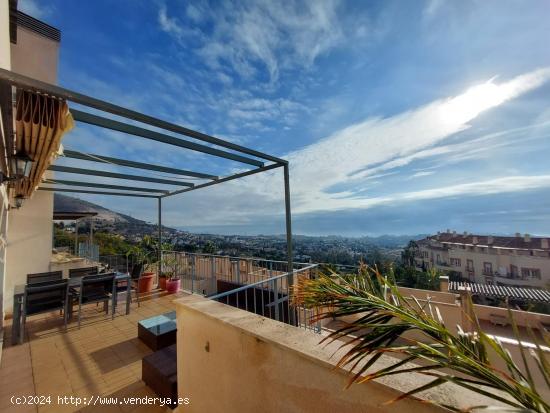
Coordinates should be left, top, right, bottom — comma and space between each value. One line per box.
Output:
440, 81, 507, 126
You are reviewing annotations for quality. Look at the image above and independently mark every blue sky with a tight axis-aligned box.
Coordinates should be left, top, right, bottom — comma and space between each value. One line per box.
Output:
23, 0, 550, 236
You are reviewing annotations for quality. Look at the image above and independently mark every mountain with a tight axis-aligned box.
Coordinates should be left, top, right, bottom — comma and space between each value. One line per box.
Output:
53, 194, 171, 238
54, 194, 133, 223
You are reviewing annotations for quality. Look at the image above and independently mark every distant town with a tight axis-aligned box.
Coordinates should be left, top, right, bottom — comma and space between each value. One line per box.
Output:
55, 195, 550, 293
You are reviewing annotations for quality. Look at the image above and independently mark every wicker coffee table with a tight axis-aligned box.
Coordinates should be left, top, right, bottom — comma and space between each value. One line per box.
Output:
138, 311, 177, 351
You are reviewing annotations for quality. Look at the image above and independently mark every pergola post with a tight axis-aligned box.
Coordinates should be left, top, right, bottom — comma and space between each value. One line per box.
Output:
158, 197, 162, 283
74, 218, 79, 256
283, 163, 295, 325
283, 164, 293, 282
89, 216, 94, 245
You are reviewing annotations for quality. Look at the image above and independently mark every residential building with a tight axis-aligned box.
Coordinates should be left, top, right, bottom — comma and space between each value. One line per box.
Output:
415, 230, 550, 288
0, 0, 60, 340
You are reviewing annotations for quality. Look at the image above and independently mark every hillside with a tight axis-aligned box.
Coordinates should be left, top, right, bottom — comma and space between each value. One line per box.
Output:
53, 194, 174, 238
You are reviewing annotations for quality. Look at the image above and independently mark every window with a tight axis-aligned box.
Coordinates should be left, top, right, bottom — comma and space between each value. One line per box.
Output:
510, 265, 518, 277
436, 254, 441, 264
483, 262, 493, 275
450, 258, 461, 267
466, 259, 474, 271
521, 268, 541, 279
422, 251, 429, 258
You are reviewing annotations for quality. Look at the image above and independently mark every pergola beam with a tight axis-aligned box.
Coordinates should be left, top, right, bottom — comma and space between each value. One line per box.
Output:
162, 163, 282, 198
0, 68, 293, 295
71, 109, 266, 168
49, 165, 194, 187
63, 149, 218, 180
43, 178, 169, 194
0, 69, 286, 164
38, 187, 159, 198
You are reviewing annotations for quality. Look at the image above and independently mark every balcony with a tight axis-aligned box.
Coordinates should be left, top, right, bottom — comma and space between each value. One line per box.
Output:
3, 248, 550, 411
0, 252, 318, 409
434, 261, 450, 268
493, 272, 545, 287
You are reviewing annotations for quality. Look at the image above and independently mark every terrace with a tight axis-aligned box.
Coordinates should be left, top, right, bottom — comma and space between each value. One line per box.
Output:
1, 4, 549, 413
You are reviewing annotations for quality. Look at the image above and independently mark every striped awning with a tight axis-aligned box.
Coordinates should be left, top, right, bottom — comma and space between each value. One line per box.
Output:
13, 90, 73, 197
449, 281, 550, 303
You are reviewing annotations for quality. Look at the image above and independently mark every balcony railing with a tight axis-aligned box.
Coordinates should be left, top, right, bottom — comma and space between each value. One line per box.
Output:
208, 263, 321, 332
98, 251, 321, 331
78, 242, 99, 262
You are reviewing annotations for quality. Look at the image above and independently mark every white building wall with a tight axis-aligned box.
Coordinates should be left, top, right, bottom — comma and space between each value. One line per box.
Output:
0, 0, 11, 337
0, 1, 10, 70
4, 191, 53, 313
3, 15, 60, 316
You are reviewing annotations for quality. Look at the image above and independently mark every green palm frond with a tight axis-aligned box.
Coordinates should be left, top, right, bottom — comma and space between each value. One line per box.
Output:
292, 264, 550, 412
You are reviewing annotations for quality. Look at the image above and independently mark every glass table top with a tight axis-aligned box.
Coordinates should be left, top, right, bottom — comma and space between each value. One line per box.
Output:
138, 311, 177, 336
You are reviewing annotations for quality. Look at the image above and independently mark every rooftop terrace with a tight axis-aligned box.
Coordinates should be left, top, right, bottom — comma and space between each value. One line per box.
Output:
1, 290, 188, 413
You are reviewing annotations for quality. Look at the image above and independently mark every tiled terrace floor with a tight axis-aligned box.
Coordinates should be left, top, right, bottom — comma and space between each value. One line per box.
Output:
0, 290, 188, 413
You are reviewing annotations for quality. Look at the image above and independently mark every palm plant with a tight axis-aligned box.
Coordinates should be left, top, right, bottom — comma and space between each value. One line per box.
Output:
292, 264, 550, 412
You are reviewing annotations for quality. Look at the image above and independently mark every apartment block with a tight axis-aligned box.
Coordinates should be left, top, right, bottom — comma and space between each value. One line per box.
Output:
415, 231, 550, 288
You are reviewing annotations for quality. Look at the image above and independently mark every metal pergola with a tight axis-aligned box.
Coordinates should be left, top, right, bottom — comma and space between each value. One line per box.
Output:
0, 68, 294, 282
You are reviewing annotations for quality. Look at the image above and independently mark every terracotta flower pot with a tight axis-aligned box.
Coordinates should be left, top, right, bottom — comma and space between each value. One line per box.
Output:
165, 278, 181, 294
138, 272, 155, 293
158, 276, 167, 290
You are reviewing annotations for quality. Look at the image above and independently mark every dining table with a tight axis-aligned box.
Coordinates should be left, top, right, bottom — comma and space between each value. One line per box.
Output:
11, 272, 131, 344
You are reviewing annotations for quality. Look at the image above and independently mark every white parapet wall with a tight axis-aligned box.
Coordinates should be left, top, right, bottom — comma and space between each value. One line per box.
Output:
175, 295, 505, 413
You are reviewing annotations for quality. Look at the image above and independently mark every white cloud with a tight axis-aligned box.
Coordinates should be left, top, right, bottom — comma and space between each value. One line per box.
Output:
321, 175, 550, 210
285, 68, 550, 213
353, 119, 550, 180
158, 0, 345, 82
160, 67, 550, 227
423, 0, 444, 19
158, 4, 184, 37
186, 4, 204, 22
407, 171, 435, 180
18, 0, 53, 19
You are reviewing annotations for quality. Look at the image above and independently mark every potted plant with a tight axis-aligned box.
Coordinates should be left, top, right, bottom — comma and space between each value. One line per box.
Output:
127, 241, 154, 293
161, 254, 180, 293
159, 254, 177, 290
158, 272, 168, 290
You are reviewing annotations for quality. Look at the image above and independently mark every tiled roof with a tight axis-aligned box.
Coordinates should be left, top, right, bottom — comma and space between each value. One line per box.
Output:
428, 232, 550, 251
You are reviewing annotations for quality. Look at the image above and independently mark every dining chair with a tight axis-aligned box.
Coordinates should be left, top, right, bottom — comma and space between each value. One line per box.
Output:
21, 279, 69, 343
69, 266, 98, 278
26, 270, 62, 285
75, 273, 116, 328
114, 263, 143, 311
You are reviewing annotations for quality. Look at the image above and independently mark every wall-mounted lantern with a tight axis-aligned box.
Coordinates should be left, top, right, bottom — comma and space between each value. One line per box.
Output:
9, 149, 34, 179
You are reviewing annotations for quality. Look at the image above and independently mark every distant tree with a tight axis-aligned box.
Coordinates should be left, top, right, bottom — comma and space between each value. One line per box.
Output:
401, 240, 419, 268
182, 243, 198, 253
202, 241, 216, 254
393, 265, 417, 288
